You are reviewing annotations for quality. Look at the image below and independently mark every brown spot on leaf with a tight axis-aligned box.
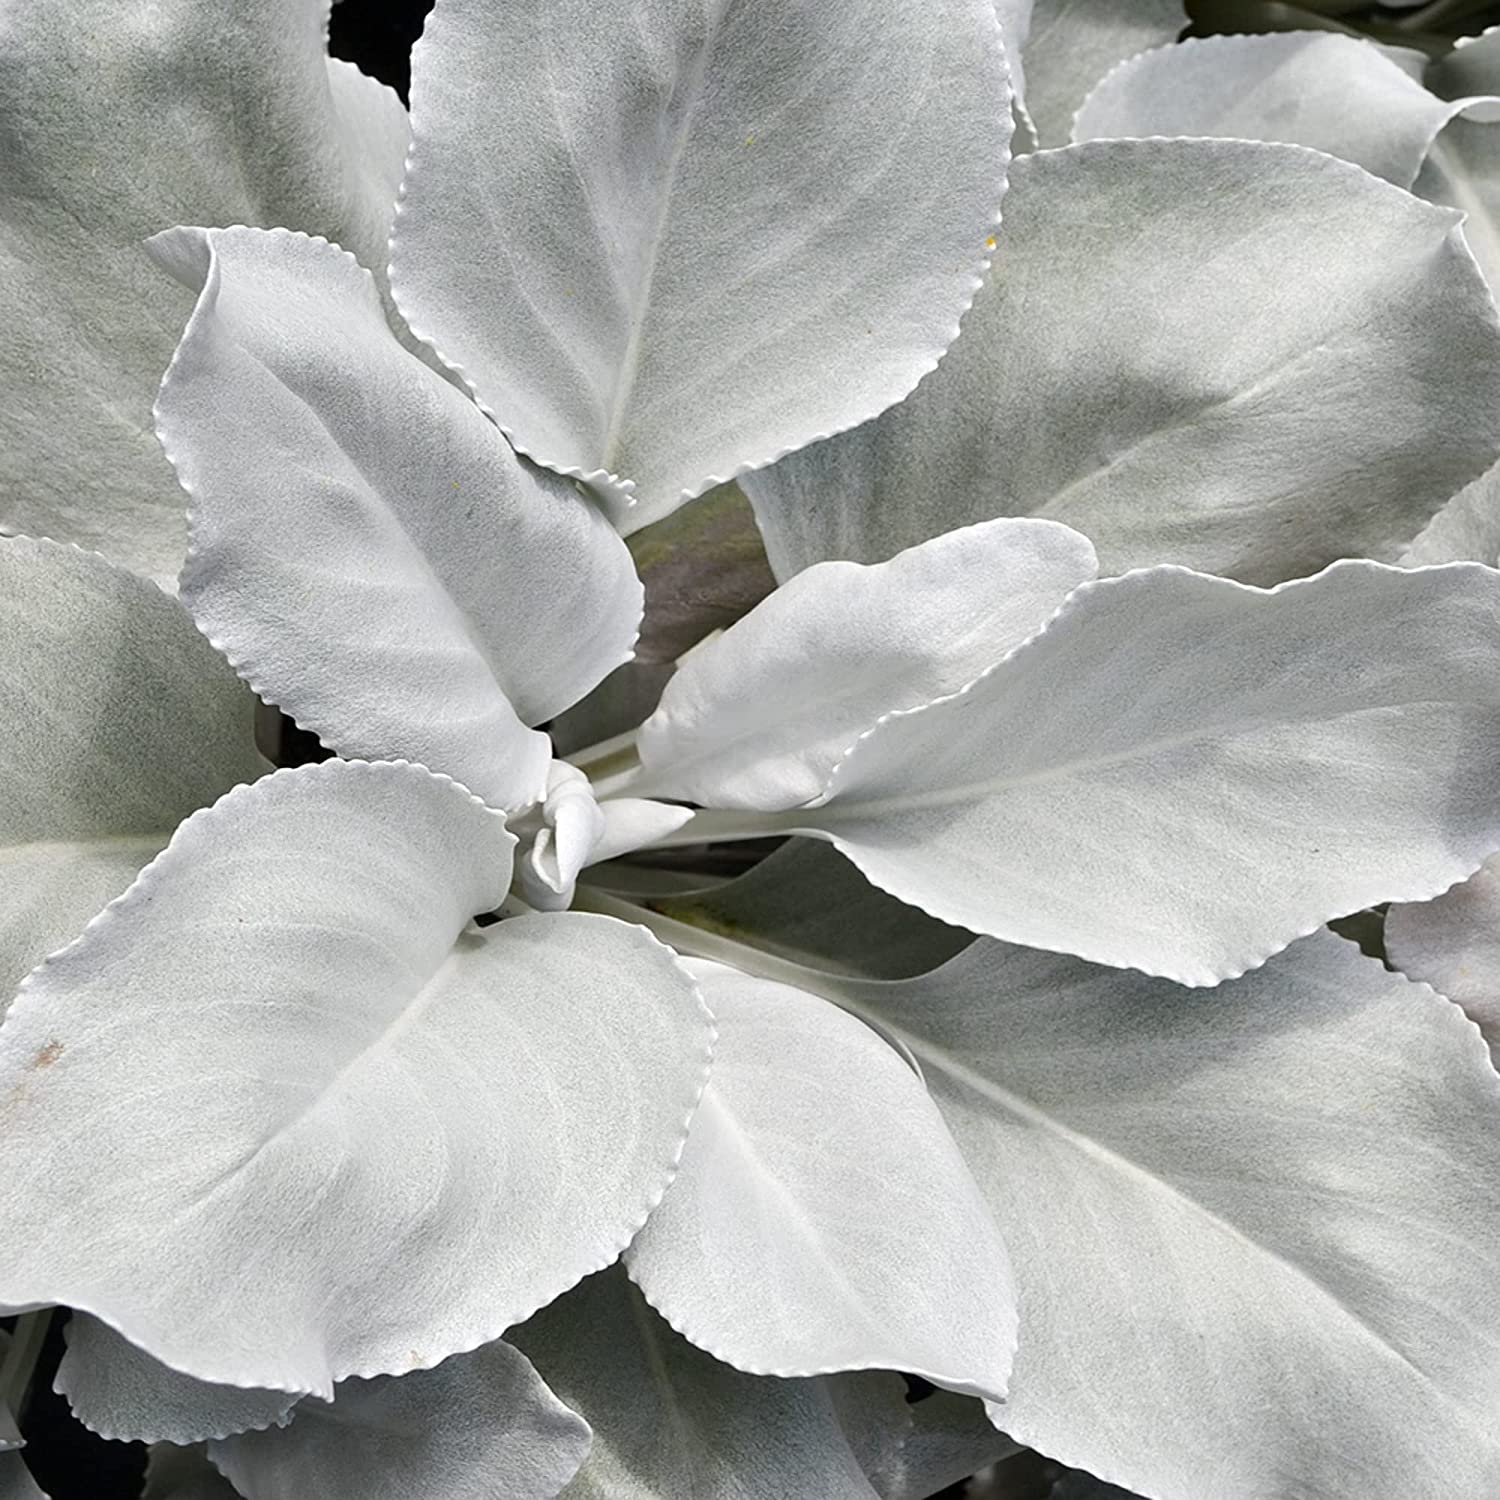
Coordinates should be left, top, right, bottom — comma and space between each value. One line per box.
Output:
30, 1040, 64, 1070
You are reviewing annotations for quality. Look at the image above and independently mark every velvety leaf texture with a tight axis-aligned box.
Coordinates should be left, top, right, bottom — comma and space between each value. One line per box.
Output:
626, 958, 1017, 1402
744, 139, 1500, 585
210, 1341, 591, 1500
0, 537, 262, 1008
390, 0, 1012, 526
790, 561, 1500, 985
513, 1267, 893, 1499
152, 225, 643, 813
848, 932, 1500, 1499
0, 0, 409, 583
0, 761, 712, 1396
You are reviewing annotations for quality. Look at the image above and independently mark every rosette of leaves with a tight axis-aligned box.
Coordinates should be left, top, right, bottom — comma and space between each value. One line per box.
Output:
5, 2, 1500, 1499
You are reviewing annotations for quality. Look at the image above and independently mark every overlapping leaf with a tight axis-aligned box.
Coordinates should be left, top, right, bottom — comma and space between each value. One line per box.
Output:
1388, 854, 1500, 1065
847, 931, 1500, 1499
0, 761, 712, 1396
634, 519, 1096, 809
626, 959, 1016, 1401
390, 0, 1012, 526
57, 1316, 296, 1444
512, 1267, 900, 1499
211, 1342, 590, 1500
774, 561, 1500, 985
1018, 0, 1186, 145
152, 226, 642, 812
0, 0, 409, 582
0, 537, 262, 1007
744, 139, 1500, 584
1073, 32, 1478, 187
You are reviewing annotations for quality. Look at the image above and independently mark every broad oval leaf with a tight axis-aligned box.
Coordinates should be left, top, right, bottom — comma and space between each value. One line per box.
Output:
792, 561, 1500, 985
1387, 854, 1500, 1066
1073, 33, 1470, 188
634, 519, 1096, 810
0, 537, 262, 1006
152, 225, 644, 812
847, 931, 1500, 1499
56, 1316, 297, 1444
743, 139, 1500, 585
0, 0, 409, 583
389, 0, 1012, 527
210, 1342, 591, 1500
1019, 0, 1186, 146
0, 760, 713, 1396
512, 1266, 894, 1499
626, 959, 1016, 1401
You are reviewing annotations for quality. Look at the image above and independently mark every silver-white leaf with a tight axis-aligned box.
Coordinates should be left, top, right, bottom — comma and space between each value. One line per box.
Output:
0, 761, 712, 1396
627, 959, 1016, 1401
152, 226, 643, 812
634, 520, 1096, 810
390, 0, 1012, 526
0, 537, 262, 1007
792, 561, 1500, 985
210, 1341, 590, 1500
0, 0, 409, 583
56, 1315, 296, 1445
513, 1266, 890, 1499
1388, 854, 1500, 1065
1020, 0, 1185, 146
1073, 33, 1471, 188
847, 931, 1500, 1499
743, 140, 1500, 585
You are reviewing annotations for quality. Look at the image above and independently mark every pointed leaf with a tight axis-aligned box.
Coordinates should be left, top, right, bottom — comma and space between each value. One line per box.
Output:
0, 537, 262, 1006
0, 761, 712, 1396
513, 1266, 889, 1499
791, 561, 1500, 985
389, 0, 1011, 527
1021, 0, 1186, 146
210, 1342, 590, 1500
0, 0, 409, 583
635, 520, 1096, 810
743, 140, 1500, 584
153, 226, 644, 812
1073, 33, 1471, 188
1388, 854, 1500, 1064
848, 931, 1500, 1499
627, 959, 1016, 1401
56, 1315, 296, 1444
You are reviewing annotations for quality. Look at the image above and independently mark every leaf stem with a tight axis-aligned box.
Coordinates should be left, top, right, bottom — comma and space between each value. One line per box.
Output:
628, 807, 798, 848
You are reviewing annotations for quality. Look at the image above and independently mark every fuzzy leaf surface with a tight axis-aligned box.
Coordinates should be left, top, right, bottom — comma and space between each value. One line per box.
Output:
794, 562, 1500, 985
744, 140, 1500, 585
848, 932, 1500, 1499
390, 0, 1012, 526
153, 227, 643, 811
627, 959, 1016, 1401
0, 537, 261, 1006
0, 762, 711, 1396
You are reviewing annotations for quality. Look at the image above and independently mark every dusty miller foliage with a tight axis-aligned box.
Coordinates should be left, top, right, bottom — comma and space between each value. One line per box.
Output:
3, 1, 1500, 1497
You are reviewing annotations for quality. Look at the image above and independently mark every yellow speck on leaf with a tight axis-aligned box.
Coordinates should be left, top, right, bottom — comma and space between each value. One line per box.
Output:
984, 235, 996, 251
744, 134, 755, 146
